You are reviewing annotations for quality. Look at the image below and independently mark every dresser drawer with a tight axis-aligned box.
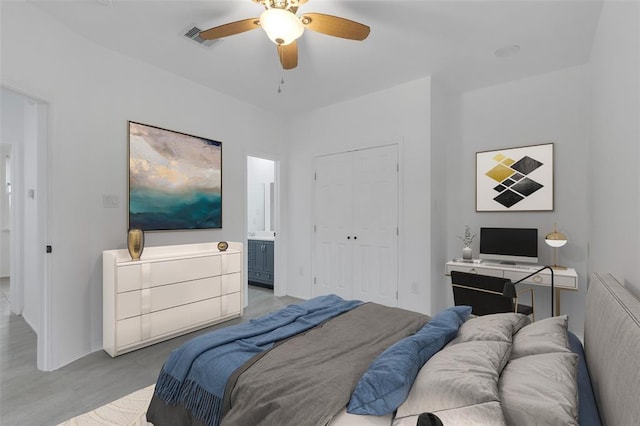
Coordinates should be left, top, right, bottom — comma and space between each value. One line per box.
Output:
504, 270, 577, 289
150, 276, 221, 311
115, 297, 222, 348
117, 264, 142, 293
221, 292, 241, 317
149, 255, 221, 286
221, 272, 241, 295
223, 253, 242, 274
116, 291, 142, 321
149, 297, 221, 338
446, 264, 504, 278
116, 276, 222, 320
116, 316, 142, 347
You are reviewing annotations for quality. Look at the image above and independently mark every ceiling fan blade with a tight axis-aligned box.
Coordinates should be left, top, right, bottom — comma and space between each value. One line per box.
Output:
199, 18, 260, 40
301, 13, 370, 41
277, 41, 298, 70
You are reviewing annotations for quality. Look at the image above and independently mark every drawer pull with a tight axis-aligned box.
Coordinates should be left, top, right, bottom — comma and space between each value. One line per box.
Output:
469, 268, 477, 274
533, 275, 543, 283
141, 314, 151, 340
141, 288, 151, 314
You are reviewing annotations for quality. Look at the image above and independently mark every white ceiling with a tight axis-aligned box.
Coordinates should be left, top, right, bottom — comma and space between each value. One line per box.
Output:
30, 0, 604, 113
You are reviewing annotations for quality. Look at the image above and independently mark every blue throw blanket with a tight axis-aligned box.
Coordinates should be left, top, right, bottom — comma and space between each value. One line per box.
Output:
154, 294, 363, 426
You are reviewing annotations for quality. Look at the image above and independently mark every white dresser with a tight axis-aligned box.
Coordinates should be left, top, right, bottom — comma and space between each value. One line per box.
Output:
103, 242, 243, 357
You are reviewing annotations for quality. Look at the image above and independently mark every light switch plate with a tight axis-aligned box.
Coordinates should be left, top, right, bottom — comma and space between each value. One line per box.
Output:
103, 194, 120, 208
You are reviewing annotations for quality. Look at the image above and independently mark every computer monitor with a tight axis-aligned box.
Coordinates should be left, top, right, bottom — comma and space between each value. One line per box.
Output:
479, 227, 538, 264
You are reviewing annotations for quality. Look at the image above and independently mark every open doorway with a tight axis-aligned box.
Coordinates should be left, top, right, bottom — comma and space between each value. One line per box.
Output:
247, 156, 277, 292
1, 145, 11, 302
0, 86, 51, 370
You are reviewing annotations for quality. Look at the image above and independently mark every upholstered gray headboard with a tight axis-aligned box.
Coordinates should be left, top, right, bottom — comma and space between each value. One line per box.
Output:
585, 273, 640, 425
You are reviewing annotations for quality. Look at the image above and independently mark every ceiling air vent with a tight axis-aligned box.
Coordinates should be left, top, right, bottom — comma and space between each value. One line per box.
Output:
183, 26, 221, 48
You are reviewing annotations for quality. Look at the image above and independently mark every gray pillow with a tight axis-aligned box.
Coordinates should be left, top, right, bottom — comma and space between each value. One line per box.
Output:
500, 352, 579, 425
395, 340, 509, 417
511, 315, 571, 359
448, 313, 530, 345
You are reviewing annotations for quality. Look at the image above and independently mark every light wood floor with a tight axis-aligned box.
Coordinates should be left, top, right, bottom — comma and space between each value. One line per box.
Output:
0, 279, 300, 426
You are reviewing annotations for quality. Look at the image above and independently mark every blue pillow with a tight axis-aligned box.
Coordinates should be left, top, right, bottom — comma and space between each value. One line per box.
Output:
347, 305, 471, 415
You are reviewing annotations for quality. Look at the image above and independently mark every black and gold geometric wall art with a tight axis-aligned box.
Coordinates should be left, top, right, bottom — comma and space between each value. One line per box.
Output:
476, 143, 553, 211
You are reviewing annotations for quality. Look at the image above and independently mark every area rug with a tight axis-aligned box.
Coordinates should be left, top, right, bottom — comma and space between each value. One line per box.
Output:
58, 384, 155, 426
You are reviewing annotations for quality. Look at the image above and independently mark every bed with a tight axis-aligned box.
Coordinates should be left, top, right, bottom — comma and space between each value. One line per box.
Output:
146, 272, 640, 425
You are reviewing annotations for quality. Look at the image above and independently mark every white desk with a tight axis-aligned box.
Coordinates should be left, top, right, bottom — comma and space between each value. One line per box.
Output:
445, 260, 577, 316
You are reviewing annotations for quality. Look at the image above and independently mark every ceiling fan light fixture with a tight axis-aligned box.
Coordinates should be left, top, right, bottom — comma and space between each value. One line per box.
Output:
260, 8, 304, 45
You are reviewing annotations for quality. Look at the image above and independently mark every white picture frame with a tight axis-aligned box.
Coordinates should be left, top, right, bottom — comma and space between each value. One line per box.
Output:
476, 143, 554, 212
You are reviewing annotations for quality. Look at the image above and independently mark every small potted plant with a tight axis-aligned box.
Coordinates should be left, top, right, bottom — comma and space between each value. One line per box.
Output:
457, 225, 476, 260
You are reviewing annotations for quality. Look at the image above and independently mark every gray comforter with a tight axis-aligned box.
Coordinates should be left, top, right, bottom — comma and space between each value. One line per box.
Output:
393, 313, 579, 426
221, 303, 428, 426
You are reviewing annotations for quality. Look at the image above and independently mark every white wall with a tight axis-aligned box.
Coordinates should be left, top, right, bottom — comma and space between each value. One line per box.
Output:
430, 80, 461, 314
588, 0, 640, 295
286, 77, 432, 315
1, 2, 287, 369
444, 66, 591, 335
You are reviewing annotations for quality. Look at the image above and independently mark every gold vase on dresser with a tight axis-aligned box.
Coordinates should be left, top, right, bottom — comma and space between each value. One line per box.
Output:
127, 229, 144, 260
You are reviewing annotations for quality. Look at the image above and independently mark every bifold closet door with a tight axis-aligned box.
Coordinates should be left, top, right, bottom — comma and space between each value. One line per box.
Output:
351, 146, 398, 307
314, 152, 353, 300
313, 145, 398, 307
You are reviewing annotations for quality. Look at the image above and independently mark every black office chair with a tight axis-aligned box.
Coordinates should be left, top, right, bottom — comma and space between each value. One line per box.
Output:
451, 271, 534, 320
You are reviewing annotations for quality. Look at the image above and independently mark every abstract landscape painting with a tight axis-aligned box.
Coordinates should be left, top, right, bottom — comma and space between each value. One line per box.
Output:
128, 122, 222, 230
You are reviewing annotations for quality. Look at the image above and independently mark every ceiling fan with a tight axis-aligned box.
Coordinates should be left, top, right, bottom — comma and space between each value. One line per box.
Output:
199, 0, 370, 70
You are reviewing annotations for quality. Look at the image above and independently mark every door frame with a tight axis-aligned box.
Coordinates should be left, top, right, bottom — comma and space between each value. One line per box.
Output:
5, 142, 24, 315
244, 151, 284, 297
311, 143, 402, 303
1, 84, 53, 371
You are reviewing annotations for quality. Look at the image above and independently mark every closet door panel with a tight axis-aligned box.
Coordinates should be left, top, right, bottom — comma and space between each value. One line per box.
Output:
314, 152, 353, 300
351, 145, 399, 307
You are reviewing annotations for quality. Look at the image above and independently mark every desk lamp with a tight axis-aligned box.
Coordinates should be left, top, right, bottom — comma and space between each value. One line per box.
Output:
545, 223, 567, 270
